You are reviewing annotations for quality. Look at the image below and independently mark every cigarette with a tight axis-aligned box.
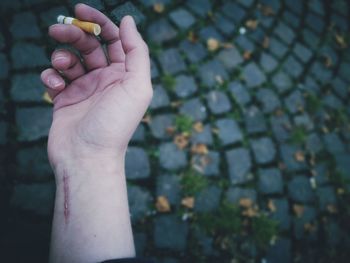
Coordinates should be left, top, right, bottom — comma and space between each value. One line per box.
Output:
57, 15, 101, 36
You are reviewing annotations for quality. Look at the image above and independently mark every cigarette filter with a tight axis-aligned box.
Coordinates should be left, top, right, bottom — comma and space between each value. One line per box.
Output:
57, 15, 101, 36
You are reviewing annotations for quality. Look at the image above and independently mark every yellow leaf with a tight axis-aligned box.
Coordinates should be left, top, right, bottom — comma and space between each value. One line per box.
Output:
155, 196, 171, 212
174, 133, 190, 150
193, 122, 204, 133
243, 50, 252, 60
293, 204, 304, 217
245, 19, 259, 30
294, 151, 305, 162
153, 3, 164, 13
267, 199, 276, 212
335, 33, 348, 49
181, 197, 195, 208
239, 198, 253, 208
207, 38, 220, 51
262, 36, 270, 48
191, 143, 209, 155
42, 91, 52, 104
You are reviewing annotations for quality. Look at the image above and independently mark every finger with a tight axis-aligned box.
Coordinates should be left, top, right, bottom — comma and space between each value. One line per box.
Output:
51, 49, 85, 81
41, 68, 66, 100
75, 3, 125, 63
119, 16, 150, 76
49, 24, 107, 71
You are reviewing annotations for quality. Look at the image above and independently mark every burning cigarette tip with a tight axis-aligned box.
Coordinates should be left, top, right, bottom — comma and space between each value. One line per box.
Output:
57, 15, 101, 36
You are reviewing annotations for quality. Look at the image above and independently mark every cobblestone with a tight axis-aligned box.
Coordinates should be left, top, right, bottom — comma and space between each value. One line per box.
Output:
125, 147, 150, 180
16, 108, 52, 142
11, 74, 44, 102
216, 118, 243, 146
154, 215, 188, 251
206, 91, 231, 115
258, 168, 283, 194
250, 137, 276, 165
4, 1, 350, 261
226, 148, 252, 184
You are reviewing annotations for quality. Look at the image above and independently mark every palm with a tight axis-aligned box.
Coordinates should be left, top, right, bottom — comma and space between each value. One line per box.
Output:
41, 6, 151, 165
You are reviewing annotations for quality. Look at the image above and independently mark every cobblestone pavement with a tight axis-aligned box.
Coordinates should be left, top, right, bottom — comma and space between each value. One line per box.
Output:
1, 0, 350, 262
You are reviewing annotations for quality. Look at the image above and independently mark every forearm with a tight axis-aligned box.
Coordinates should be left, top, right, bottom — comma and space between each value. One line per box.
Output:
50, 154, 135, 263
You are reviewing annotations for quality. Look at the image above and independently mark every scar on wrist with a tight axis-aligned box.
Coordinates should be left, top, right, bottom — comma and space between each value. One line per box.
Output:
57, 15, 101, 36
63, 172, 69, 224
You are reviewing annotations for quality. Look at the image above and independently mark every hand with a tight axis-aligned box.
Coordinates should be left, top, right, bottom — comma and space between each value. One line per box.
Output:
41, 4, 152, 169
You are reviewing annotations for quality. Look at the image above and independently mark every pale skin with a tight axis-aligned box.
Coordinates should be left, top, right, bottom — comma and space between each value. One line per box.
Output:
40, 4, 152, 263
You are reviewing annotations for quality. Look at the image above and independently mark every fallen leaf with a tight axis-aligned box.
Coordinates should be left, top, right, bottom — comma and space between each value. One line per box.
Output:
267, 199, 276, 212
211, 127, 220, 134
215, 75, 224, 85
304, 223, 317, 232
170, 100, 182, 108
221, 42, 234, 49
322, 126, 329, 133
174, 133, 190, 149
337, 188, 345, 195
141, 114, 151, 124
243, 50, 252, 60
155, 196, 171, 212
207, 38, 220, 51
153, 3, 164, 13
326, 204, 338, 214
335, 33, 348, 49
293, 204, 304, 217
259, 4, 275, 16
322, 54, 333, 68
188, 31, 198, 43
245, 19, 259, 30
294, 151, 305, 162
191, 143, 209, 155
42, 91, 52, 104
193, 122, 204, 133
165, 126, 176, 135
181, 197, 195, 208
242, 206, 259, 217
239, 198, 253, 208
262, 36, 270, 48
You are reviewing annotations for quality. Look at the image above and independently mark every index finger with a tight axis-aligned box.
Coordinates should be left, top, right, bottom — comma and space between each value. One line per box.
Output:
75, 3, 125, 63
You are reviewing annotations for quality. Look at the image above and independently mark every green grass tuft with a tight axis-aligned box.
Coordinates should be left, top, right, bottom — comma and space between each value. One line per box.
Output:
175, 114, 194, 134
251, 214, 279, 249
181, 169, 208, 197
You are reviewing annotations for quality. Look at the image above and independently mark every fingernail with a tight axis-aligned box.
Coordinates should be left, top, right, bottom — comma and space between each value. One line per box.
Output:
53, 52, 67, 63
49, 76, 62, 89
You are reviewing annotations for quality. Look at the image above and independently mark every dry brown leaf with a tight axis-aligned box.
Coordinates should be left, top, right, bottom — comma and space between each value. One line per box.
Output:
239, 198, 253, 208
294, 151, 305, 162
153, 3, 164, 13
243, 50, 252, 60
174, 133, 190, 149
170, 100, 182, 108
335, 33, 348, 49
262, 36, 270, 48
326, 204, 338, 214
242, 206, 259, 217
322, 126, 329, 133
245, 19, 259, 30
181, 197, 195, 208
293, 204, 305, 217
188, 31, 198, 43
193, 122, 204, 133
260, 4, 275, 16
304, 223, 316, 232
221, 42, 234, 49
323, 54, 333, 68
267, 199, 276, 212
207, 38, 220, 51
191, 143, 209, 155
141, 114, 151, 124
165, 126, 175, 135
155, 196, 171, 212
337, 188, 345, 195
42, 91, 52, 104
